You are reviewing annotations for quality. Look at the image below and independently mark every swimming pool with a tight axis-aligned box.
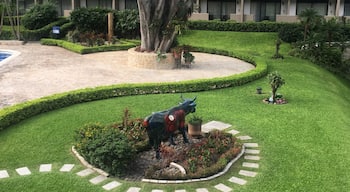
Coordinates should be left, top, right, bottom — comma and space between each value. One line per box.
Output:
0, 50, 21, 66
0, 52, 11, 61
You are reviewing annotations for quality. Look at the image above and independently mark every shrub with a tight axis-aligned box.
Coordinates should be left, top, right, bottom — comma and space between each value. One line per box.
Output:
70, 7, 109, 34
21, 2, 58, 30
75, 123, 136, 176
278, 23, 303, 43
114, 9, 140, 38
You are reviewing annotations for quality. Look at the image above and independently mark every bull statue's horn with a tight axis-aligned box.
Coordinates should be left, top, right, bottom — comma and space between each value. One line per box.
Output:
180, 94, 185, 101
192, 96, 197, 101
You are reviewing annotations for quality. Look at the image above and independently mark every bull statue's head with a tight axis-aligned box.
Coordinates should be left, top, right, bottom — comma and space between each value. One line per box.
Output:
179, 95, 197, 115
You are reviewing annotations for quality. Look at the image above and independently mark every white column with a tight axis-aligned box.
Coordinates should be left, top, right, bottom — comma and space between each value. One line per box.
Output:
71, 0, 75, 10
336, 0, 341, 16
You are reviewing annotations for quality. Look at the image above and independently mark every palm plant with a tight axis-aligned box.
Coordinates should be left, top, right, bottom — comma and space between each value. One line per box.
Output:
298, 8, 321, 42
267, 71, 285, 102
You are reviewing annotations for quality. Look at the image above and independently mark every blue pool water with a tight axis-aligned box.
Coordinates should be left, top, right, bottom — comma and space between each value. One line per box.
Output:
0, 52, 11, 61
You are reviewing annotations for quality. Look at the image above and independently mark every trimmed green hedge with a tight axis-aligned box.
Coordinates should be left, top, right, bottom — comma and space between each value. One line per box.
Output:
40, 38, 137, 54
188, 20, 301, 32
0, 46, 267, 131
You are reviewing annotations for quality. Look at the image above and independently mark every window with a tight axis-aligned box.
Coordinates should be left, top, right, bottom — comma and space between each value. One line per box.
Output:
125, 0, 137, 10
297, 0, 328, 15
208, 0, 236, 20
345, 0, 350, 16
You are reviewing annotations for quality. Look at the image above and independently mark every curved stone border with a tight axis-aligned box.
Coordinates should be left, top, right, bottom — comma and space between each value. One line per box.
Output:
127, 47, 175, 69
0, 121, 261, 192
71, 146, 109, 177
142, 146, 245, 184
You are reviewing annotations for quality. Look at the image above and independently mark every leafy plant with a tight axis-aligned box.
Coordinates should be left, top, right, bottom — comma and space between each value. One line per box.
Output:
188, 114, 202, 125
267, 71, 285, 102
183, 51, 195, 63
75, 123, 136, 176
21, 2, 58, 30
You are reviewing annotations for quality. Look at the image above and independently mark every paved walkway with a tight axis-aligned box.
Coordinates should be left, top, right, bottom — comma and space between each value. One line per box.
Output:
0, 42, 254, 108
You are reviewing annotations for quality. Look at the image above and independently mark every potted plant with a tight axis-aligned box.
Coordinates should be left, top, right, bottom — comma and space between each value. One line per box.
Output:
171, 46, 183, 68
187, 114, 202, 137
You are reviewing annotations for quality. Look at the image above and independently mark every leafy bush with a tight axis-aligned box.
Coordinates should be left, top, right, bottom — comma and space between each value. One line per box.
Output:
75, 123, 136, 176
70, 7, 109, 34
21, 2, 58, 30
278, 23, 303, 43
114, 9, 140, 38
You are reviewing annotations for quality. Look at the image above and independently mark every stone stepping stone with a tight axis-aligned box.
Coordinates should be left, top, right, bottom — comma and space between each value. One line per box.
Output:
239, 170, 258, 177
227, 129, 240, 135
39, 164, 52, 172
245, 149, 260, 154
237, 135, 252, 140
151, 190, 164, 192
243, 143, 259, 148
243, 162, 259, 169
244, 155, 260, 161
89, 175, 107, 184
196, 188, 209, 192
214, 183, 233, 192
228, 176, 247, 185
102, 181, 121, 191
0, 170, 9, 179
60, 164, 74, 172
127, 187, 141, 192
76, 168, 94, 177
202, 121, 231, 133
174, 190, 186, 192
16, 167, 31, 176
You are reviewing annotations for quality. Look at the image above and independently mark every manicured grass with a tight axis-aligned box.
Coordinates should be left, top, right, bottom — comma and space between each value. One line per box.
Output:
0, 31, 350, 191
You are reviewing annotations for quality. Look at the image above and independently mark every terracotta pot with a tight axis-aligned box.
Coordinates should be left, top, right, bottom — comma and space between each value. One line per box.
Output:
188, 122, 202, 136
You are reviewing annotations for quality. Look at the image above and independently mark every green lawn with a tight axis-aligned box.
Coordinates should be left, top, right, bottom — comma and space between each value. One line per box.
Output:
0, 30, 350, 191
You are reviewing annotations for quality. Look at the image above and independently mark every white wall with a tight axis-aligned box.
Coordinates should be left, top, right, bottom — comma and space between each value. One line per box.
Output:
200, 0, 208, 13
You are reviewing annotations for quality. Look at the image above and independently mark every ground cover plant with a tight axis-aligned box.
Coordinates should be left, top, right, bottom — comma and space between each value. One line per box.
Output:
0, 31, 350, 191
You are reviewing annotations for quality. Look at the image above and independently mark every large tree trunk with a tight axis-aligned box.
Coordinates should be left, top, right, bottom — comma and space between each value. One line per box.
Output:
137, 0, 193, 53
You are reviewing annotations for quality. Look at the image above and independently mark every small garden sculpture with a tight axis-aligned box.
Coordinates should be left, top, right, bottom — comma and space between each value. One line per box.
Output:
143, 96, 197, 159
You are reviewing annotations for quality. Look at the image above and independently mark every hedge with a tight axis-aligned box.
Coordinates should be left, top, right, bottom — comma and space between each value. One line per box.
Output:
188, 20, 301, 32
1, 17, 69, 41
0, 45, 267, 131
40, 38, 137, 54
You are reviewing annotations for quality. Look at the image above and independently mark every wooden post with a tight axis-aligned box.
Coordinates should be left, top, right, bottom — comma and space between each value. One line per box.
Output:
108, 12, 114, 43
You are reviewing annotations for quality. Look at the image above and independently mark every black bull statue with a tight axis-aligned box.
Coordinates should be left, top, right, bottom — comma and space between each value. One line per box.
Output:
143, 96, 197, 159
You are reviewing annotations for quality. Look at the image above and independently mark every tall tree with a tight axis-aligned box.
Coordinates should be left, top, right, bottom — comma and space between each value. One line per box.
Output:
137, 0, 194, 53
298, 8, 321, 42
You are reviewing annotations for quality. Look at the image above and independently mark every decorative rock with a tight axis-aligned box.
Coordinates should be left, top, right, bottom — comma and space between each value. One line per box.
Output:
243, 143, 259, 148
76, 168, 94, 177
39, 164, 52, 172
239, 170, 258, 177
242, 162, 259, 169
102, 181, 121, 190
202, 121, 231, 133
228, 176, 247, 185
237, 135, 252, 140
0, 170, 9, 179
89, 175, 107, 184
227, 129, 240, 135
244, 155, 260, 161
196, 188, 209, 192
60, 164, 74, 172
214, 183, 232, 192
245, 149, 260, 154
16, 167, 31, 176
151, 190, 164, 192
126, 187, 141, 192
170, 162, 186, 175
